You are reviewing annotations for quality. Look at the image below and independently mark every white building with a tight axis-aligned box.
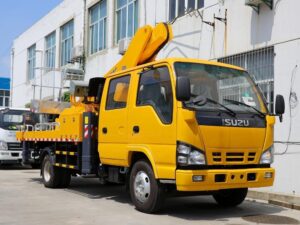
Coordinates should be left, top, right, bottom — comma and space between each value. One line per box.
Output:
11, 0, 300, 199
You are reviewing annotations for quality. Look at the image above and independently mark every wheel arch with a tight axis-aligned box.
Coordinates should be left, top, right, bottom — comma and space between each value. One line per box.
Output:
128, 147, 158, 179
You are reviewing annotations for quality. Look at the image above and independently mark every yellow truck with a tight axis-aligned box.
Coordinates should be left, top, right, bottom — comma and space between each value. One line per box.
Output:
17, 23, 285, 213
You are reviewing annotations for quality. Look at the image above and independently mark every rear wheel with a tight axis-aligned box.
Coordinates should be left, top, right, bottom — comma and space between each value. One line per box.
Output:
41, 154, 71, 188
31, 163, 40, 169
213, 188, 248, 207
129, 160, 164, 213
59, 169, 71, 188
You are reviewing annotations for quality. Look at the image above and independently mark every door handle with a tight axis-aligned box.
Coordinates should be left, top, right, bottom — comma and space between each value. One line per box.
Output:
102, 127, 108, 134
133, 126, 140, 133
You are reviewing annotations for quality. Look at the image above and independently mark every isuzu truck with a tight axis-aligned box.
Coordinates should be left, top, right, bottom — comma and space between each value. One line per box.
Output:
0, 108, 36, 165
17, 23, 285, 213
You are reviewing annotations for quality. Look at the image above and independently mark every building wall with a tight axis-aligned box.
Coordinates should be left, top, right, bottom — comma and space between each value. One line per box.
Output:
11, 0, 300, 195
12, 0, 84, 106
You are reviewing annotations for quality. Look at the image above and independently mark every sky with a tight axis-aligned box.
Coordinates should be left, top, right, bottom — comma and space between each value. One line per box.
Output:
0, 0, 63, 78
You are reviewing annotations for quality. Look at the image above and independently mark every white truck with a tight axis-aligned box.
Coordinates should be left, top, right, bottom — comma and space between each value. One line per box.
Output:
0, 108, 36, 166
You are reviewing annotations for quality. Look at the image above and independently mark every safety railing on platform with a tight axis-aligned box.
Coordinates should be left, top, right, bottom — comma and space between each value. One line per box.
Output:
18, 122, 60, 132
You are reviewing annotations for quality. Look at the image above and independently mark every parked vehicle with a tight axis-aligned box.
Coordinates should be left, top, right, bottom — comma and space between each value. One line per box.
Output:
16, 23, 285, 213
0, 108, 36, 166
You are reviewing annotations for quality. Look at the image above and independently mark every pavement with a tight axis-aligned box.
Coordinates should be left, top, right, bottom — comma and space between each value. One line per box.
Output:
0, 165, 300, 225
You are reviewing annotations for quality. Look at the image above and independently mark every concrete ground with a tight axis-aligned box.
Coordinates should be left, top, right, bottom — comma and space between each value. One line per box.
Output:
1, 165, 300, 225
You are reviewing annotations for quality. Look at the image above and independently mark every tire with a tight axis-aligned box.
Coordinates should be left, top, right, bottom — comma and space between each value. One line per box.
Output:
129, 160, 164, 213
41, 154, 71, 188
58, 169, 71, 188
31, 163, 40, 169
213, 188, 248, 207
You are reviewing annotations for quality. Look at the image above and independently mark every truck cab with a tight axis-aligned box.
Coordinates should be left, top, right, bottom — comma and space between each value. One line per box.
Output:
97, 58, 284, 211
0, 108, 36, 165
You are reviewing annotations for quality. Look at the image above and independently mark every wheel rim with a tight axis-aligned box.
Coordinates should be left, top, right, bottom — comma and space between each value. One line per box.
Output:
134, 171, 151, 203
43, 160, 51, 182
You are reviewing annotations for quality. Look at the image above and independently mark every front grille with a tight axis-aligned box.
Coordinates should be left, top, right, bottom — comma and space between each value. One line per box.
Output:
212, 151, 257, 164
11, 153, 20, 157
7, 142, 22, 151
226, 152, 244, 162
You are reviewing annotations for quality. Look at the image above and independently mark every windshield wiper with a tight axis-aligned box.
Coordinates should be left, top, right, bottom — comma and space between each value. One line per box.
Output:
223, 98, 265, 118
189, 96, 236, 117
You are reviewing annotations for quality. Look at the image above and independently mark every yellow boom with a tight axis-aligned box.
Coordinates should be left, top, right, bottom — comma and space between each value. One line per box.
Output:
105, 23, 172, 76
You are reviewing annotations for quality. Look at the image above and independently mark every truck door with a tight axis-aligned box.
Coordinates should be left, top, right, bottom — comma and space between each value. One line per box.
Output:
99, 75, 131, 166
128, 66, 176, 179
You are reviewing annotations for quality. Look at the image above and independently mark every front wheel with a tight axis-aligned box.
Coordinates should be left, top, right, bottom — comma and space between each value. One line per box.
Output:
213, 188, 248, 207
129, 160, 164, 213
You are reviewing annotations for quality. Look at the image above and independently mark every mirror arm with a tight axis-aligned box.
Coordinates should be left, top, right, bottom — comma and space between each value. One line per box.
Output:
279, 114, 283, 122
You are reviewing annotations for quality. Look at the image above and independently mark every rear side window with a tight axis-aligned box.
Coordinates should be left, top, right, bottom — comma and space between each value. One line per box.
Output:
137, 66, 173, 124
106, 75, 130, 110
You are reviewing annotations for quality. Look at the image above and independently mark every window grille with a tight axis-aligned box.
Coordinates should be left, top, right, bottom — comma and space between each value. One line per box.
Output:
218, 46, 275, 112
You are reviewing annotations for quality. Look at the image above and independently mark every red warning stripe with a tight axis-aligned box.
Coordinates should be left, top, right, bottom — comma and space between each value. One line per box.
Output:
23, 137, 79, 142
84, 125, 89, 138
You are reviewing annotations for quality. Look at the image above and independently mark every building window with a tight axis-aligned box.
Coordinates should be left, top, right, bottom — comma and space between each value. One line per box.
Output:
45, 31, 56, 70
60, 20, 74, 66
169, 0, 204, 21
218, 46, 275, 112
116, 0, 138, 43
89, 0, 107, 54
0, 90, 10, 107
106, 75, 130, 110
27, 44, 36, 80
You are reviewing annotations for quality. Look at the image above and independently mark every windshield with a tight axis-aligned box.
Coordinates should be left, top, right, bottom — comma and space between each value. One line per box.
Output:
174, 62, 267, 114
0, 110, 35, 130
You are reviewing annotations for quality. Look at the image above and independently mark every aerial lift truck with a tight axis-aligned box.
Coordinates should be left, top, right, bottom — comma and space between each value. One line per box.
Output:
17, 23, 285, 213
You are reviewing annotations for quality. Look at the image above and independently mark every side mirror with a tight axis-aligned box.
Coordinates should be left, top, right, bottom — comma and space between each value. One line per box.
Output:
275, 94, 285, 122
88, 77, 105, 104
176, 76, 191, 102
88, 77, 105, 97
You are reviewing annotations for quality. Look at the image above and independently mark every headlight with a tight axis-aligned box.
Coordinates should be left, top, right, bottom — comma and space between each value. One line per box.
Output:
260, 145, 274, 164
177, 142, 206, 166
0, 141, 8, 151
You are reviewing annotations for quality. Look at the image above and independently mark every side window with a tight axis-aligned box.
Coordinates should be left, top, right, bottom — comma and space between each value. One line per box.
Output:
106, 75, 130, 110
137, 67, 173, 124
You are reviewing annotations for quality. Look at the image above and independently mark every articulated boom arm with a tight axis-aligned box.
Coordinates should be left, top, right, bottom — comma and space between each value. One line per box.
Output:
105, 23, 173, 77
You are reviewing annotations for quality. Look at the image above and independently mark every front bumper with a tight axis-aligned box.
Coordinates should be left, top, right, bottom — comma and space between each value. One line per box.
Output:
0, 150, 22, 163
176, 168, 275, 191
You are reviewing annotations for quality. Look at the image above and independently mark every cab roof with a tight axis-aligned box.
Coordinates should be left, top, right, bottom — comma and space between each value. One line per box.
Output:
105, 58, 245, 78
